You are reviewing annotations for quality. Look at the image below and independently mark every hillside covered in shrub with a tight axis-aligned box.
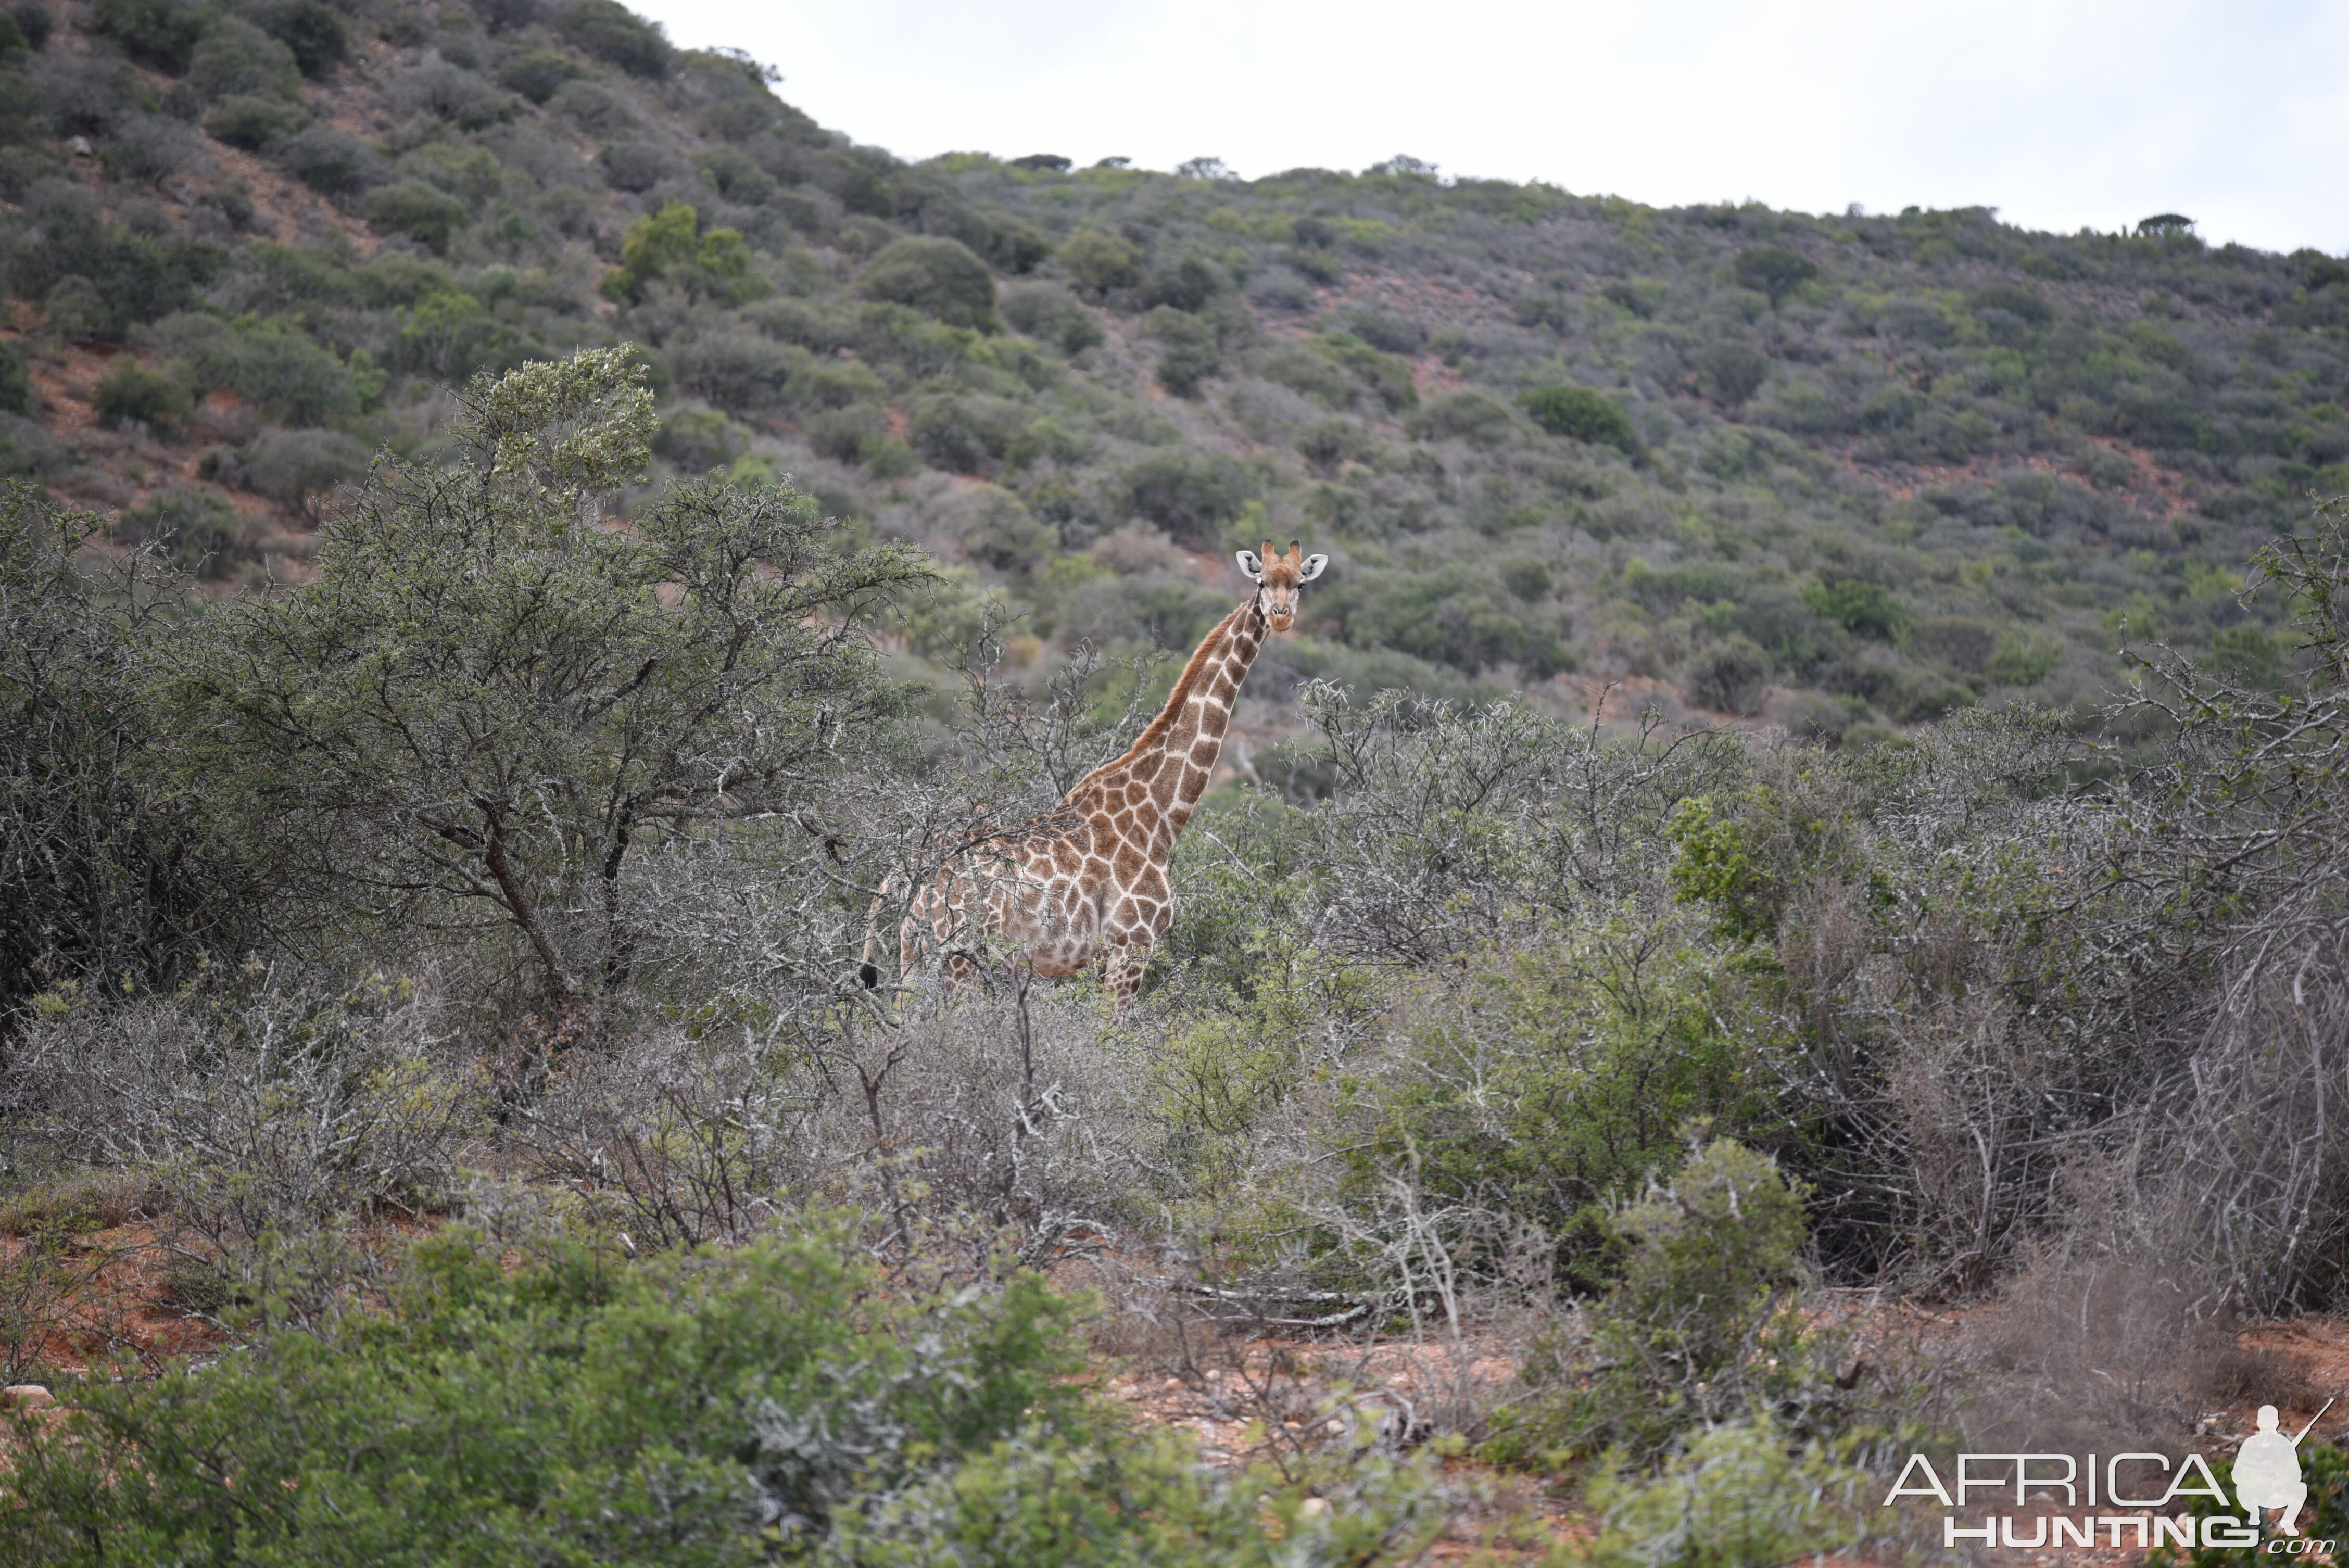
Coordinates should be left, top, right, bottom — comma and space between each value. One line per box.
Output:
0, 0, 2344, 732
5, 3, 2349, 1562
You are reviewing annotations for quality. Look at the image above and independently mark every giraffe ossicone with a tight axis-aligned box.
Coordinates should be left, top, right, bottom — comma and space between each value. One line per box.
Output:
867, 540, 1328, 1005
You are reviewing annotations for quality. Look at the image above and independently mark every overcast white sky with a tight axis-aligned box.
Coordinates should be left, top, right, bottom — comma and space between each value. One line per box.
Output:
627, 0, 2349, 257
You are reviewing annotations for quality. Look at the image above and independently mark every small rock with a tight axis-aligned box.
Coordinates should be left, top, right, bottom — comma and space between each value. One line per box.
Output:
2, 1385, 56, 1409
66, 136, 91, 157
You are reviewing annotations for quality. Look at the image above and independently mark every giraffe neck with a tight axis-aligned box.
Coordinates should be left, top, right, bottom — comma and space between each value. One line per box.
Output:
1063, 597, 1267, 846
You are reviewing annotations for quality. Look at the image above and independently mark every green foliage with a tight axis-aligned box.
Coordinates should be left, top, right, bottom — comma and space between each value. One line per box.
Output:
361, 179, 472, 254
832, 1427, 1443, 1567
1056, 226, 1141, 296
231, 426, 370, 512
1143, 304, 1218, 395
10, 191, 223, 336
248, 0, 344, 74
1566, 1418, 1875, 1568
1000, 281, 1102, 353
1117, 449, 1253, 548
1733, 245, 1818, 306
1687, 637, 1770, 715
1353, 923, 1764, 1269
110, 485, 260, 578
1520, 383, 1641, 454
655, 406, 749, 472
271, 124, 386, 195
203, 91, 307, 148
1312, 331, 1417, 411
561, 0, 671, 77
859, 236, 998, 332
605, 199, 698, 302
498, 47, 590, 103
1409, 387, 1518, 446
91, 360, 185, 432
154, 313, 361, 424
166, 351, 927, 998
0, 340, 27, 416
1666, 786, 1848, 944
1485, 1139, 1881, 1471
0, 1224, 1071, 1562
1, 1222, 1442, 1566
1801, 577, 1912, 641
1317, 563, 1571, 675
187, 16, 300, 104
1695, 342, 1770, 406
0, 489, 252, 1008
89, 0, 201, 71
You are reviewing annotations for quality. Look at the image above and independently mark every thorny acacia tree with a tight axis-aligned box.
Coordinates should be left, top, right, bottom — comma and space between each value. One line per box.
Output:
168, 350, 928, 1000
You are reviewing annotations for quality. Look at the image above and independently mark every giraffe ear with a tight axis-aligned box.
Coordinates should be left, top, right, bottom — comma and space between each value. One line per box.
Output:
1235, 550, 1264, 582
1297, 553, 1329, 582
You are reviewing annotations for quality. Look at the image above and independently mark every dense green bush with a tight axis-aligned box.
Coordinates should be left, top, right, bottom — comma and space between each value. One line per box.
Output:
271, 124, 386, 195
1409, 387, 1517, 446
1055, 227, 1141, 296
1318, 564, 1571, 675
91, 360, 185, 432
89, 0, 201, 71
1142, 304, 1218, 395
109, 484, 260, 578
1000, 281, 1102, 353
250, 0, 345, 75
361, 178, 471, 253
234, 427, 369, 512
1117, 449, 1253, 548
561, 0, 671, 76
1520, 383, 1641, 454
858, 236, 997, 332
0, 340, 27, 416
1733, 245, 1817, 306
1695, 342, 1770, 406
498, 47, 589, 103
151, 313, 360, 425
202, 91, 306, 148
187, 16, 300, 103
654, 406, 749, 472
1, 1223, 1439, 1566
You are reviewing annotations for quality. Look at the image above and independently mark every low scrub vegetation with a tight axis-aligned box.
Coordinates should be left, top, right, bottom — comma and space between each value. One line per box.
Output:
1, 351, 2345, 1557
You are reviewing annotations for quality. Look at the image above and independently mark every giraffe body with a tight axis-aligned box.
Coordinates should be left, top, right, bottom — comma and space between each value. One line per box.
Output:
876, 542, 1326, 1005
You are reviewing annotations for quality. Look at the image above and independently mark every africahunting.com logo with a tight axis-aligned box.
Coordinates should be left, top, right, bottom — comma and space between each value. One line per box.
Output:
1885, 1399, 2339, 1553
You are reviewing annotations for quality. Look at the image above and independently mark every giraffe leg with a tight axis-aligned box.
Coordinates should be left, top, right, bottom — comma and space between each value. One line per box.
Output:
1100, 939, 1150, 1010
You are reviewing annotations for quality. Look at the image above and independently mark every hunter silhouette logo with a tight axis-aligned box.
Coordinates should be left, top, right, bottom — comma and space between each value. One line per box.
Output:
2235, 1399, 2332, 1536
1883, 1393, 2340, 1553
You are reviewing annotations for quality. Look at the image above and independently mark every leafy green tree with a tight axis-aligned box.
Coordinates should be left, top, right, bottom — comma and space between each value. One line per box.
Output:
602, 202, 765, 306
187, 16, 299, 104
1802, 576, 1911, 641
560, 0, 670, 77
1519, 383, 1642, 454
1055, 227, 1141, 298
165, 350, 928, 1000
1696, 342, 1771, 407
91, 361, 184, 432
858, 236, 997, 332
1733, 245, 1818, 306
361, 179, 472, 255
89, 0, 201, 71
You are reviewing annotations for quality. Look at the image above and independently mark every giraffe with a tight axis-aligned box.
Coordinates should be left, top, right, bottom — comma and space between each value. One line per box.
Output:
863, 540, 1328, 1006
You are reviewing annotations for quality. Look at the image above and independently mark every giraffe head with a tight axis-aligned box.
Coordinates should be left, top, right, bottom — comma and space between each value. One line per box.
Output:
1235, 540, 1328, 633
